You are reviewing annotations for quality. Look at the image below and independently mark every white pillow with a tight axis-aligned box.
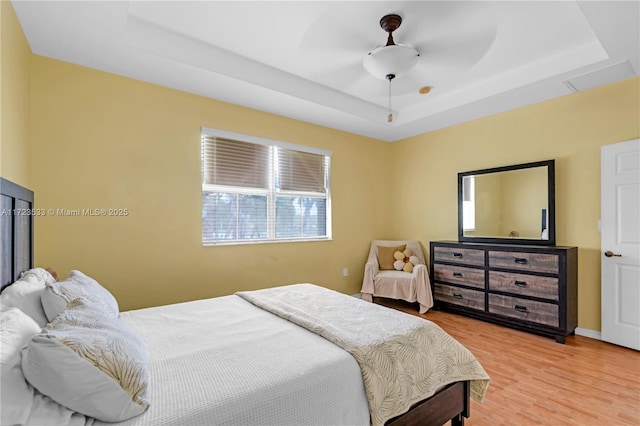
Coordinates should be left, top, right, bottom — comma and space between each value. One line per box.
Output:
0, 308, 42, 425
41, 270, 119, 322
22, 298, 150, 422
0, 268, 57, 327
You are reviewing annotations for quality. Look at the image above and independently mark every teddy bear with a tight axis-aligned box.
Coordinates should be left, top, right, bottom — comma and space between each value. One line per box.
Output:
393, 249, 420, 272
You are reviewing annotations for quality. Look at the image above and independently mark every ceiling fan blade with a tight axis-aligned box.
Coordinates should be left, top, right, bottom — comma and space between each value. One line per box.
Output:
392, 69, 438, 97
413, 24, 497, 72
393, 1, 497, 73
298, 4, 381, 55
300, 27, 374, 55
398, 1, 496, 43
311, 60, 392, 105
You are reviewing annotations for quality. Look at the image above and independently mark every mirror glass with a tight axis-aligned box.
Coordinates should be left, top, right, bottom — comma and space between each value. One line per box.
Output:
458, 160, 555, 245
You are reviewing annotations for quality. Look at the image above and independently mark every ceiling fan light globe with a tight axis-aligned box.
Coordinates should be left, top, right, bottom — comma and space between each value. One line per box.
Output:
363, 44, 419, 80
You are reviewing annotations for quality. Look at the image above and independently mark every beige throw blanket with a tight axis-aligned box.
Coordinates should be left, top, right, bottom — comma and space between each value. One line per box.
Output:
236, 284, 490, 426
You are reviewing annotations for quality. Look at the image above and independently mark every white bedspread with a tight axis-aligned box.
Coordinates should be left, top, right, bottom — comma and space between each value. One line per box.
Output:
95, 295, 370, 426
237, 284, 490, 426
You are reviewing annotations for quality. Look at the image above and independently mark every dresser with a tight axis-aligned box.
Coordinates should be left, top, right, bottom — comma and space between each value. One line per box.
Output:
430, 241, 578, 343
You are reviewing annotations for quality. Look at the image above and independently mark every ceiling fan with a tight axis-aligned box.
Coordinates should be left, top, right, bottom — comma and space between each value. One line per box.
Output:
300, 3, 497, 122
362, 14, 423, 122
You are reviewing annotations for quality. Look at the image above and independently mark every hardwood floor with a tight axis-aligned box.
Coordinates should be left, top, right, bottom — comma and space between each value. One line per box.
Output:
374, 298, 640, 426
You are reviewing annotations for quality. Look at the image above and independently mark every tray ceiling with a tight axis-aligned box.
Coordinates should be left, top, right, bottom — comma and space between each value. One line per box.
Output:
12, 1, 639, 141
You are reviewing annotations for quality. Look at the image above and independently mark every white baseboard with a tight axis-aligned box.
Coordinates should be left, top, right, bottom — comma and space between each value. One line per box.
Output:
575, 327, 601, 340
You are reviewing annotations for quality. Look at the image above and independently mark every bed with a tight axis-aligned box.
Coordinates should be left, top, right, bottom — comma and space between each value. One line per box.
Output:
0, 178, 490, 426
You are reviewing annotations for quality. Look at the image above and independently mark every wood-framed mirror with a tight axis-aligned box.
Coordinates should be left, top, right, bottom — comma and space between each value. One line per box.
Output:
458, 159, 555, 245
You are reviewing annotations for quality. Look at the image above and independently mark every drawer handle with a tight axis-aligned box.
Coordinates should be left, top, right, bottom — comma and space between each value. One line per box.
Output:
514, 258, 528, 265
453, 252, 463, 258
514, 280, 527, 287
514, 305, 528, 313
453, 272, 463, 277
453, 292, 463, 299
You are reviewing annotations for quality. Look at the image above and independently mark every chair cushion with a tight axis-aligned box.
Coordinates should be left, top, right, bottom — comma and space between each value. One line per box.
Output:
377, 245, 406, 270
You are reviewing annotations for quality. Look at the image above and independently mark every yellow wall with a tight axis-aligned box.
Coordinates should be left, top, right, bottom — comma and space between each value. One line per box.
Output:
0, 1, 31, 186
498, 167, 548, 238
390, 76, 640, 331
29, 56, 393, 310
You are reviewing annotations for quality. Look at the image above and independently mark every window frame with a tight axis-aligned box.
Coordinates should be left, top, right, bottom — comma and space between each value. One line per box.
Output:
201, 127, 332, 246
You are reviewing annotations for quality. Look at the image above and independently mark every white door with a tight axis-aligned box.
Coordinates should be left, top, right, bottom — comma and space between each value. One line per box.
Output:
601, 139, 640, 350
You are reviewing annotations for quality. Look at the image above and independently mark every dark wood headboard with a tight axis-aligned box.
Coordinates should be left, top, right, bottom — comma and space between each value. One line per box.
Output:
1, 177, 34, 291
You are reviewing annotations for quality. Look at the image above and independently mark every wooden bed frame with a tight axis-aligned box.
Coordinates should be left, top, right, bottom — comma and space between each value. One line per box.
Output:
1, 177, 34, 291
0, 177, 472, 425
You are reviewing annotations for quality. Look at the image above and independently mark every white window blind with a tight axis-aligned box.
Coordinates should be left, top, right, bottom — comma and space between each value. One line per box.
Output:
277, 148, 327, 193
202, 137, 269, 189
201, 128, 331, 245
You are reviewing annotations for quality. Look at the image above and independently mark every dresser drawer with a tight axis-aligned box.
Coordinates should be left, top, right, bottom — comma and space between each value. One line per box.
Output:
489, 251, 558, 274
488, 294, 558, 327
433, 246, 484, 266
435, 284, 485, 311
434, 264, 484, 289
489, 271, 559, 301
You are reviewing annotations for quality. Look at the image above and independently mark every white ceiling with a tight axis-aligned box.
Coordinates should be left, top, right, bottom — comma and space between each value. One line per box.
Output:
12, 1, 640, 142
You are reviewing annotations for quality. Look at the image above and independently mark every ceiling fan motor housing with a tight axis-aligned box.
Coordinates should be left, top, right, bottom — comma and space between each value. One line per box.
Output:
380, 14, 402, 46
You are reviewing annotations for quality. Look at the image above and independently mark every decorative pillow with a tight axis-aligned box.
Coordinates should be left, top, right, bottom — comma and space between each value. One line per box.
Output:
41, 270, 119, 322
0, 268, 57, 327
377, 245, 406, 270
393, 249, 422, 273
21, 298, 150, 422
0, 308, 41, 425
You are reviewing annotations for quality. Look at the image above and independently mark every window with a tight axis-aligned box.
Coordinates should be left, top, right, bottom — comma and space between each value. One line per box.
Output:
462, 175, 475, 231
201, 127, 331, 245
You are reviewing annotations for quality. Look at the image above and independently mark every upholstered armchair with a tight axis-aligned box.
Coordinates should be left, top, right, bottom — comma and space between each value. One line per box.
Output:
360, 240, 433, 314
